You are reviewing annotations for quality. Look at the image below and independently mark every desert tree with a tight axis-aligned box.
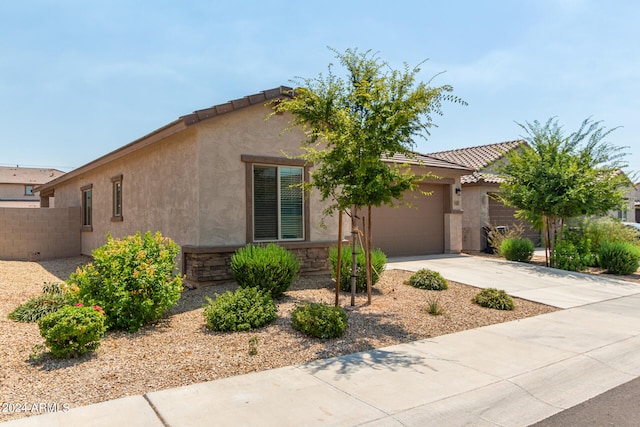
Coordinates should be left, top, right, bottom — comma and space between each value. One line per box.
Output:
498, 117, 629, 266
272, 47, 466, 304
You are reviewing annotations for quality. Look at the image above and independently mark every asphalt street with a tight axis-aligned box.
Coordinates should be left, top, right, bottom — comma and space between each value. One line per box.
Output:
530, 376, 640, 426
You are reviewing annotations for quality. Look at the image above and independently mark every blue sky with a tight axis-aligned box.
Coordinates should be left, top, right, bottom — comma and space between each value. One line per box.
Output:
1, 0, 638, 176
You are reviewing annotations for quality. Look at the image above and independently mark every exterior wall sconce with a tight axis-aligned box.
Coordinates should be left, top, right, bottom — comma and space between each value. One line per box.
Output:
455, 187, 461, 195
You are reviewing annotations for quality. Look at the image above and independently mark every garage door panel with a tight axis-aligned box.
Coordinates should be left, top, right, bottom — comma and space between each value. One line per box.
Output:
372, 184, 444, 256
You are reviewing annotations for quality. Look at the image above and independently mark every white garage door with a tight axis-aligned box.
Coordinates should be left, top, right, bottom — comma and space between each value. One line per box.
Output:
371, 184, 445, 257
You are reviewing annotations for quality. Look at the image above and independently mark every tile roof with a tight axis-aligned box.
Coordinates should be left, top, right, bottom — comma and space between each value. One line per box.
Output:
181, 86, 293, 125
384, 151, 474, 172
0, 166, 65, 185
427, 140, 526, 184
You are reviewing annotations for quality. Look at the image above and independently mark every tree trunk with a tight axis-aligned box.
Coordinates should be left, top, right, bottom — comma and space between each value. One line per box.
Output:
366, 205, 373, 305
335, 210, 343, 307
547, 216, 558, 268
350, 206, 358, 307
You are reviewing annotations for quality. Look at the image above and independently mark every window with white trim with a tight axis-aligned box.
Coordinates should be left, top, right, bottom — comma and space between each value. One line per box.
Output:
253, 165, 303, 241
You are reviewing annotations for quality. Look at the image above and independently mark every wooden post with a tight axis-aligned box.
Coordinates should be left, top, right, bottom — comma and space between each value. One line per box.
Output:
367, 205, 373, 305
335, 210, 343, 307
350, 206, 358, 307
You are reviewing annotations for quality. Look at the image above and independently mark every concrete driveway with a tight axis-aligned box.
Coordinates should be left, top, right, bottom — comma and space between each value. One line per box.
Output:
387, 253, 640, 309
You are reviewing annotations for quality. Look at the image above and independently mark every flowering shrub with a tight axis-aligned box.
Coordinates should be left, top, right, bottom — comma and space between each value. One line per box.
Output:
68, 231, 183, 332
38, 305, 106, 358
203, 287, 277, 332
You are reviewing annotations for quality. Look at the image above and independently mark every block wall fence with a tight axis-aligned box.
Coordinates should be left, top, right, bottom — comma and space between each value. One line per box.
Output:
0, 207, 81, 261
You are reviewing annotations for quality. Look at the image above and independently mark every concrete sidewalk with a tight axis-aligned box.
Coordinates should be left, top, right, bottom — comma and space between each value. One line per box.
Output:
3, 254, 640, 426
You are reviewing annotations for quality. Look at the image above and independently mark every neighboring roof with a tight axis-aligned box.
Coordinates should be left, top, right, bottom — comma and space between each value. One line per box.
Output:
0, 166, 65, 185
37, 86, 294, 194
384, 152, 474, 173
428, 140, 526, 184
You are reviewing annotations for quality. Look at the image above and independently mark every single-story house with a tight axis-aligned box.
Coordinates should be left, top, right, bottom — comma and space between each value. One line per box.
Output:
0, 166, 65, 208
428, 141, 638, 252
635, 182, 640, 222
428, 141, 540, 252
36, 86, 472, 282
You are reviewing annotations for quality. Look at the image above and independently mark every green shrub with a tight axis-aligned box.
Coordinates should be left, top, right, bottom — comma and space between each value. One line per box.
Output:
566, 217, 639, 259
473, 288, 514, 311
38, 304, 106, 358
68, 231, 183, 332
426, 297, 444, 316
500, 238, 534, 262
291, 302, 348, 339
328, 246, 386, 293
203, 287, 277, 332
230, 243, 300, 298
407, 269, 448, 290
598, 241, 640, 275
552, 241, 593, 271
8, 282, 78, 322
485, 223, 526, 256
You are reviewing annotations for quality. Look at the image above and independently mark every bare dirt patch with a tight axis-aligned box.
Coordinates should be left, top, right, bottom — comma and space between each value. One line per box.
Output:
1, 256, 559, 421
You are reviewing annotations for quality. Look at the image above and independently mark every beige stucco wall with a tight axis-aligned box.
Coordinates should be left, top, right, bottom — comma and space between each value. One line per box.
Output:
0, 183, 41, 207
49, 104, 338, 256
52, 128, 200, 255
460, 184, 491, 252
195, 104, 337, 246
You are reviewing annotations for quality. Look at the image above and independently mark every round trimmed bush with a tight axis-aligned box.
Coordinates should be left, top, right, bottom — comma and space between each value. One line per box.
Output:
598, 241, 640, 275
329, 246, 387, 293
230, 243, 300, 298
473, 288, 514, 311
69, 232, 183, 332
500, 238, 534, 262
407, 269, 448, 290
203, 287, 277, 332
291, 302, 348, 339
38, 305, 106, 358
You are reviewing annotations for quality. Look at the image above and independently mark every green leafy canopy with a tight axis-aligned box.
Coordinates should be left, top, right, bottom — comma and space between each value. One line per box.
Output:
499, 117, 629, 221
271, 47, 466, 213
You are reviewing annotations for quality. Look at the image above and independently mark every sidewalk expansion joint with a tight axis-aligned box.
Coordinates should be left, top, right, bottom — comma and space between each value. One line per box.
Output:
143, 394, 170, 427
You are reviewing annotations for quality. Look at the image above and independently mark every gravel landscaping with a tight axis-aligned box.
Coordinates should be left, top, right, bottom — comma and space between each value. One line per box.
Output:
1, 255, 564, 421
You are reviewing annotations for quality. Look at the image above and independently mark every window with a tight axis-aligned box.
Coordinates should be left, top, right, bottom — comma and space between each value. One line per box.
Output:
111, 175, 123, 221
253, 165, 303, 241
81, 184, 92, 231
24, 185, 33, 196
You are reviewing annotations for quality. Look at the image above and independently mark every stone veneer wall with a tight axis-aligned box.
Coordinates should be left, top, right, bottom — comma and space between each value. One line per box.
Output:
183, 241, 334, 283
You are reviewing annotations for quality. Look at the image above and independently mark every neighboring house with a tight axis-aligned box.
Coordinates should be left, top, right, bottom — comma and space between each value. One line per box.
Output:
428, 141, 638, 252
36, 87, 471, 282
609, 175, 637, 223
428, 141, 540, 252
0, 166, 65, 207
635, 182, 640, 223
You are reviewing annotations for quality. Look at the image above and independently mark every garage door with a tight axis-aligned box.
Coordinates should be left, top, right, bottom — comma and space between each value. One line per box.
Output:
488, 197, 540, 245
371, 184, 445, 257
